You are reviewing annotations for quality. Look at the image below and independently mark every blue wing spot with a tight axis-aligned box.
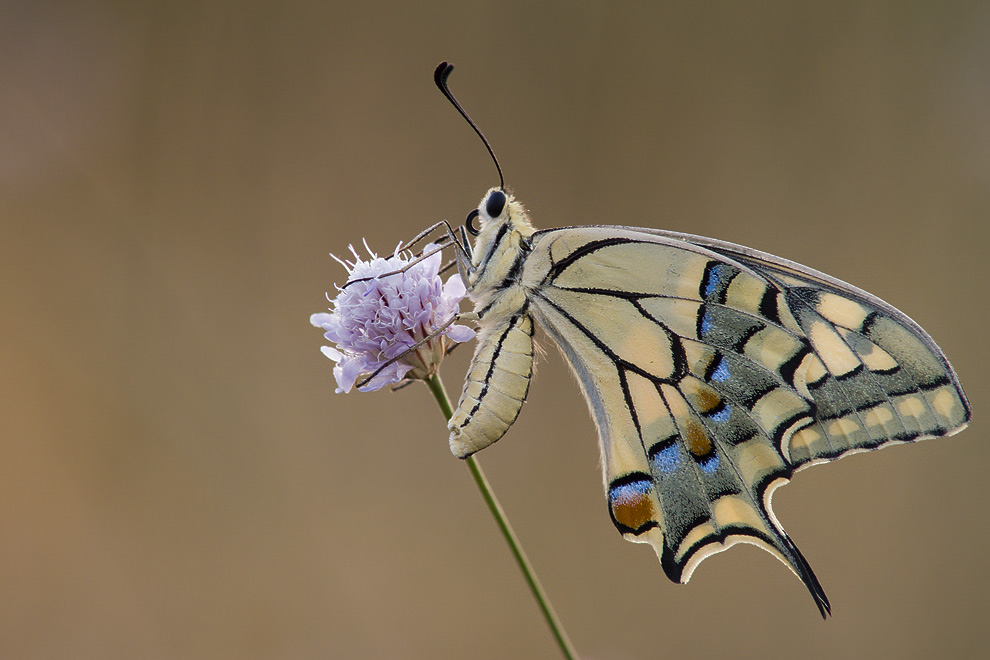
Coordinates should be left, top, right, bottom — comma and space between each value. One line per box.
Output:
711, 356, 730, 382
609, 479, 653, 504
703, 273, 718, 299
707, 404, 731, 423
700, 310, 713, 336
702, 263, 735, 300
698, 454, 720, 474
650, 444, 682, 473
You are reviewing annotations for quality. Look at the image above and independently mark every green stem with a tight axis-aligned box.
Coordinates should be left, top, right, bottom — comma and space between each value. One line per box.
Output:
425, 373, 578, 660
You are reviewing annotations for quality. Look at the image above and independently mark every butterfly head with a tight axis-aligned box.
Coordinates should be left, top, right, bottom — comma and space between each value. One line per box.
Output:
455, 187, 535, 291
464, 188, 534, 240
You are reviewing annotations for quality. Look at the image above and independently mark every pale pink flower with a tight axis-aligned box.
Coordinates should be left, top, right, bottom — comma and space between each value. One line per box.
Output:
310, 242, 474, 393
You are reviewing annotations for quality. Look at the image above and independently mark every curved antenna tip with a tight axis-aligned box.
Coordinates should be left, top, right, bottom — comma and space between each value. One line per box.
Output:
434, 61, 453, 85
433, 61, 504, 189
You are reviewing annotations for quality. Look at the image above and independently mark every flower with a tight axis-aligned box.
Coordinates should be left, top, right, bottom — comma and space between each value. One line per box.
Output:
310, 241, 475, 393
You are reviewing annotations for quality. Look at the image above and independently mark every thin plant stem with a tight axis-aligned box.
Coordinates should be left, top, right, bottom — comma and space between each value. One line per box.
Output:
425, 373, 578, 660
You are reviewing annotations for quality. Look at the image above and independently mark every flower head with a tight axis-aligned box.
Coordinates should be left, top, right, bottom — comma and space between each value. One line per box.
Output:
310, 241, 475, 393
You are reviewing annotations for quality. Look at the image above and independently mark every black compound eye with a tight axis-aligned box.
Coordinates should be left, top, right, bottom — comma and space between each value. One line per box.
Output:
485, 190, 506, 219
464, 209, 481, 236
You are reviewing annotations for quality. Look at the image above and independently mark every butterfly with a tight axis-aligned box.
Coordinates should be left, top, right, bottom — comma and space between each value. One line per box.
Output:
432, 63, 971, 618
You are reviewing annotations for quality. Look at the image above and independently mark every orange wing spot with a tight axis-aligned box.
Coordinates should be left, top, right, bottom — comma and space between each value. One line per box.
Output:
684, 418, 712, 457
660, 381, 714, 458
609, 480, 657, 532
680, 377, 723, 414
612, 495, 655, 531
693, 386, 722, 415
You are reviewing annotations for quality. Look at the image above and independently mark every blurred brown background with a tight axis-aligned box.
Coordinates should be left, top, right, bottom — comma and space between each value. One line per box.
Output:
2, 1, 988, 658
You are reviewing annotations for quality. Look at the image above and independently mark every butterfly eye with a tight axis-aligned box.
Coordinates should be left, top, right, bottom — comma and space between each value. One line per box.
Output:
485, 190, 506, 219
464, 209, 481, 236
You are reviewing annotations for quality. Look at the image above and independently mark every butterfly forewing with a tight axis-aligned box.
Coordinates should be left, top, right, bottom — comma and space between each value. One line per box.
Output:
661, 229, 972, 461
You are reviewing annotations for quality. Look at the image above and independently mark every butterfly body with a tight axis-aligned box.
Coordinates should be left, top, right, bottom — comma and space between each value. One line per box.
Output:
447, 188, 970, 617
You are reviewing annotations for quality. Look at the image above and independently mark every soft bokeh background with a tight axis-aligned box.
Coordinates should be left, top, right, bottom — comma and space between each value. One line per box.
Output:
2, 2, 988, 658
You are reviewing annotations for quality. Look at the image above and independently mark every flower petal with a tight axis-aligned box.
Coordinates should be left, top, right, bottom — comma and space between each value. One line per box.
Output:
357, 362, 413, 392
443, 273, 467, 300
445, 324, 476, 343
310, 312, 334, 328
335, 357, 365, 393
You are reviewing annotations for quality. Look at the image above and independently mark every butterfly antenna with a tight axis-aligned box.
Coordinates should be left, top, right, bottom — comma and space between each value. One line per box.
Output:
434, 62, 505, 190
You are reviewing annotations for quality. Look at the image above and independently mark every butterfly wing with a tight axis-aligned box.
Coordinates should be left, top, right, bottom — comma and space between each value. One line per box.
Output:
625, 225, 971, 465
521, 226, 969, 616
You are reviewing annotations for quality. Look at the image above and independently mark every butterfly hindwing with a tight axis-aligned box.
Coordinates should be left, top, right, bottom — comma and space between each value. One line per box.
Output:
516, 225, 968, 615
